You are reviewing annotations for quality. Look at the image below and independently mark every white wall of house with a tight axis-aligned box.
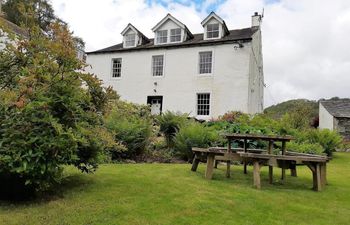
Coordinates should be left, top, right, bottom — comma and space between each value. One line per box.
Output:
319, 103, 334, 130
86, 42, 255, 119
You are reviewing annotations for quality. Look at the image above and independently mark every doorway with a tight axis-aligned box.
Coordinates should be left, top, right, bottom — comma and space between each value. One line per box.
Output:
147, 96, 163, 115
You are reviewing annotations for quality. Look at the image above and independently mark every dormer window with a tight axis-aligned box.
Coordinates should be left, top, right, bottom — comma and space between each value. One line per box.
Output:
125, 34, 136, 47
207, 23, 219, 39
156, 30, 168, 44
170, 28, 181, 42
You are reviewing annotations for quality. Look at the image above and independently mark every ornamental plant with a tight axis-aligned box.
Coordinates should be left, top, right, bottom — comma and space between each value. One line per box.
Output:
0, 19, 119, 195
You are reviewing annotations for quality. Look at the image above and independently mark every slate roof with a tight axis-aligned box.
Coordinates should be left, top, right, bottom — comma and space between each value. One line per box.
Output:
0, 17, 28, 38
87, 27, 258, 54
321, 99, 350, 118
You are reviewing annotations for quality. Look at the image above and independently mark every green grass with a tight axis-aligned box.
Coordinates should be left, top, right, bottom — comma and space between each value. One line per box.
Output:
1, 153, 350, 225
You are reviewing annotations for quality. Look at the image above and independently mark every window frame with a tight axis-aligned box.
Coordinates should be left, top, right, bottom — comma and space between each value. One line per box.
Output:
152, 54, 165, 77
170, 28, 181, 43
196, 93, 211, 116
206, 23, 220, 39
156, 30, 168, 44
198, 51, 213, 75
124, 33, 136, 47
111, 58, 122, 79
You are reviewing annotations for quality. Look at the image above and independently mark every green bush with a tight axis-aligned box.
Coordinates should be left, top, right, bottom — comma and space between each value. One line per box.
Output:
303, 129, 342, 156
287, 141, 324, 155
174, 122, 219, 161
157, 111, 188, 148
105, 101, 152, 160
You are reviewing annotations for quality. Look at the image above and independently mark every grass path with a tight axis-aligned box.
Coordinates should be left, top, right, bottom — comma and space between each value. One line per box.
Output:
1, 153, 350, 225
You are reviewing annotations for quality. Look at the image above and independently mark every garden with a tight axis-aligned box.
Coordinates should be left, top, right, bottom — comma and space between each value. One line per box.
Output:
1, 1, 350, 224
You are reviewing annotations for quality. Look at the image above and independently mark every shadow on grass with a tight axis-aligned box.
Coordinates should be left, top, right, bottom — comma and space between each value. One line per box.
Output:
193, 164, 316, 192
0, 172, 94, 205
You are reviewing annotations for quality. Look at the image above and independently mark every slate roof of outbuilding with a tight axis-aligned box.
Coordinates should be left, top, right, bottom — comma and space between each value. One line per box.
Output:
87, 26, 258, 54
321, 99, 350, 118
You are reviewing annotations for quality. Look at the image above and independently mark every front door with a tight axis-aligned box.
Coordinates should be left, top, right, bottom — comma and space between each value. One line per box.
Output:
147, 96, 163, 115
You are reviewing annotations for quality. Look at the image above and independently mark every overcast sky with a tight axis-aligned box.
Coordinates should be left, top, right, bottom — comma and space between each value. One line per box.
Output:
51, 0, 350, 107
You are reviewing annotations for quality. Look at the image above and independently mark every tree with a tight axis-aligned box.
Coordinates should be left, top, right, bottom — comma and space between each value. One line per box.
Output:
0, 18, 119, 195
2, 0, 56, 32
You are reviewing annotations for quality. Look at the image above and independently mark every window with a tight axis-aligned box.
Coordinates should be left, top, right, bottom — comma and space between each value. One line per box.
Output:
152, 55, 164, 76
112, 58, 122, 78
125, 34, 136, 47
170, 28, 181, 42
199, 51, 212, 74
207, 23, 219, 38
197, 93, 210, 116
156, 30, 168, 44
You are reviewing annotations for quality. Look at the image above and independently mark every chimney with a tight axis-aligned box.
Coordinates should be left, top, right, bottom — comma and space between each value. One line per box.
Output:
251, 12, 262, 27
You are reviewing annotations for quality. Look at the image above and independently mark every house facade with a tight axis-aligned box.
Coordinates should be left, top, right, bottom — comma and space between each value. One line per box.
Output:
319, 99, 350, 140
86, 12, 264, 119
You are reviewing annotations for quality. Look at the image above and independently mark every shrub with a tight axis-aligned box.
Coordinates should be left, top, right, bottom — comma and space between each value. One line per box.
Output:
105, 101, 152, 160
157, 111, 188, 148
174, 122, 219, 161
304, 129, 342, 156
287, 141, 324, 155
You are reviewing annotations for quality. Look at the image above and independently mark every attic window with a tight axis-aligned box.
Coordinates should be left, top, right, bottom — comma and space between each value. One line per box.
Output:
207, 23, 219, 38
125, 34, 136, 47
170, 28, 181, 42
156, 30, 168, 44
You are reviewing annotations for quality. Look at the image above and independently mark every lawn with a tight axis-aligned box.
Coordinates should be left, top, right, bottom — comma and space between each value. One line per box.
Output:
1, 153, 350, 225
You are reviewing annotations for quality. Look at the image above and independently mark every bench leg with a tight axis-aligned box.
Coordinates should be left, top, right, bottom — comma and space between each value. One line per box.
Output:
205, 154, 215, 179
226, 161, 231, 178
253, 161, 261, 189
269, 166, 273, 184
290, 164, 297, 177
244, 162, 247, 174
214, 160, 219, 169
191, 155, 200, 172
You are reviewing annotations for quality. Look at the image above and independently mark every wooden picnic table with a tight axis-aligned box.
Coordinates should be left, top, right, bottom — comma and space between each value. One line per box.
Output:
191, 133, 329, 191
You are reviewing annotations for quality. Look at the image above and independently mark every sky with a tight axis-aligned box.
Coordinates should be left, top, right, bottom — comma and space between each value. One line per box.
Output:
51, 0, 350, 107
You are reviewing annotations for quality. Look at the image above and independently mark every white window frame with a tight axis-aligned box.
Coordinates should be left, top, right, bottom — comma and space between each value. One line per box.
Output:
198, 51, 213, 75
111, 58, 122, 79
152, 55, 165, 77
156, 30, 168, 44
124, 33, 136, 47
206, 23, 220, 39
170, 28, 181, 43
196, 93, 211, 116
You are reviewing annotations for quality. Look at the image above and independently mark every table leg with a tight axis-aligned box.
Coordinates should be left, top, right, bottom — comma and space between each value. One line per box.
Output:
244, 162, 247, 174
253, 161, 261, 189
214, 160, 219, 169
290, 164, 297, 177
205, 154, 215, 179
281, 141, 286, 181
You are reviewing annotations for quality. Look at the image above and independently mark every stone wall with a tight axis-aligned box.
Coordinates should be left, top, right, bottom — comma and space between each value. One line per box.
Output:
335, 117, 350, 140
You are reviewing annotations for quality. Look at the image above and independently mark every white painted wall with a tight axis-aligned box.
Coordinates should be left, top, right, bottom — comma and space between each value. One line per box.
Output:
248, 28, 264, 113
319, 103, 334, 130
86, 41, 259, 119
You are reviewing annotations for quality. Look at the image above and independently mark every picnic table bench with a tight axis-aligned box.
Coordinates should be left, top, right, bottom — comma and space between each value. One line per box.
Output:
191, 133, 329, 191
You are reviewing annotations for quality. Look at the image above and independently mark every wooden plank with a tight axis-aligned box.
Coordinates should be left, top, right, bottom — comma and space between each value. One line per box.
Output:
226, 161, 231, 178
253, 161, 261, 189
205, 154, 215, 179
224, 133, 294, 141
191, 155, 200, 172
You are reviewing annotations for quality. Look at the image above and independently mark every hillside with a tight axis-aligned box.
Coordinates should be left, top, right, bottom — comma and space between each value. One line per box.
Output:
264, 99, 319, 119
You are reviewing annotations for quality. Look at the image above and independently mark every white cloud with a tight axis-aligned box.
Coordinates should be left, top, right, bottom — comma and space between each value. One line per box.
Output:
51, 0, 350, 107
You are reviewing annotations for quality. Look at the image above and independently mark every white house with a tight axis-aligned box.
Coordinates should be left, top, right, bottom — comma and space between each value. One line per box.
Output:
319, 99, 350, 140
86, 12, 264, 119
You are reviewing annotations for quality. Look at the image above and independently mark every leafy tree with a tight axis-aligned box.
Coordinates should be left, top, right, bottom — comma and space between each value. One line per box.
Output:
0, 19, 118, 193
2, 0, 57, 32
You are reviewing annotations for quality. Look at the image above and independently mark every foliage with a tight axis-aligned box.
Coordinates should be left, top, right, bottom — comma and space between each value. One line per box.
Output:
105, 101, 152, 160
156, 111, 188, 148
2, 0, 57, 32
264, 99, 318, 120
0, 20, 117, 193
174, 121, 219, 161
